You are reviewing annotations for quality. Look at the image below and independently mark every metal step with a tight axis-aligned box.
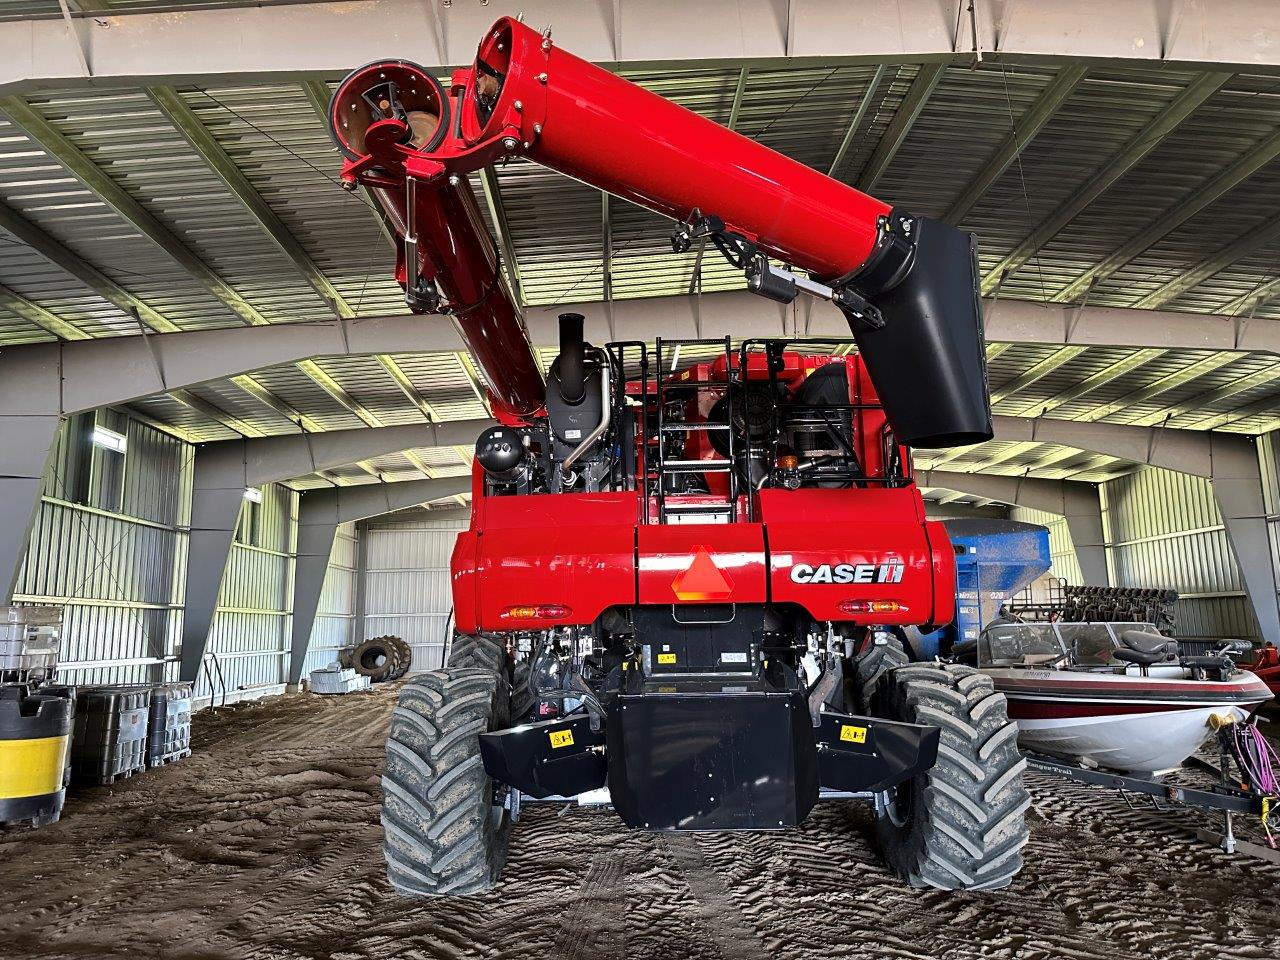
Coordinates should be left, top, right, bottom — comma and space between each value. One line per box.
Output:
663, 459, 732, 472
661, 422, 731, 432
662, 501, 735, 513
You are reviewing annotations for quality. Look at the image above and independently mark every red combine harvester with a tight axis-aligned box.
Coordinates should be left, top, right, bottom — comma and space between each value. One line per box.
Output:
330, 16, 1029, 894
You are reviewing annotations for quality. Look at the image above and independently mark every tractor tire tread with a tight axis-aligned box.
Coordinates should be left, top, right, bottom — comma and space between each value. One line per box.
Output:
381, 667, 510, 897
874, 661, 1030, 891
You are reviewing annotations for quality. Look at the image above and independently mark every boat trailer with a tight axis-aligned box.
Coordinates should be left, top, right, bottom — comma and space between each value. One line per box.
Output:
1026, 728, 1279, 861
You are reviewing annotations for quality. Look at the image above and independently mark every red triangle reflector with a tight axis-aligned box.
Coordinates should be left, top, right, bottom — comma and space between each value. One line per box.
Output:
672, 545, 734, 601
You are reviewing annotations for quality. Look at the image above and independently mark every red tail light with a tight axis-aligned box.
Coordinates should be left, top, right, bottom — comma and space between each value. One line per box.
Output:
501, 604, 571, 621
839, 600, 908, 615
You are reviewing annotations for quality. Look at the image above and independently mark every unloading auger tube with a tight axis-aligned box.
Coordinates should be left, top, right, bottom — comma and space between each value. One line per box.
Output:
328, 16, 992, 447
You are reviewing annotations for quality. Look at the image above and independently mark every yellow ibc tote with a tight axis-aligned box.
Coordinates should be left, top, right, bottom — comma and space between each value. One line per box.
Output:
0, 686, 74, 828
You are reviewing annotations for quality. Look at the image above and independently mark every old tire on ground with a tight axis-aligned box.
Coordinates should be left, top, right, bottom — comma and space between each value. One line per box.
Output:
381, 667, 511, 896
446, 632, 508, 675
873, 662, 1030, 891
351, 636, 401, 682
384, 636, 413, 680
850, 631, 910, 712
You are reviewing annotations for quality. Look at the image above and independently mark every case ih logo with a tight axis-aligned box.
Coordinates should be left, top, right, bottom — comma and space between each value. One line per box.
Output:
790, 562, 904, 585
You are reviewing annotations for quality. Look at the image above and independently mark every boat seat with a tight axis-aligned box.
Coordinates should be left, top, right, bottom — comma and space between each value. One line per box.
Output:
1115, 629, 1179, 666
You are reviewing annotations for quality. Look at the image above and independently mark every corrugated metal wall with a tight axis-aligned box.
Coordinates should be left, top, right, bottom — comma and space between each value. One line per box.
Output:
14, 413, 189, 687
1101, 467, 1259, 640
1007, 506, 1083, 585
201, 483, 297, 701
300, 522, 359, 676
362, 513, 467, 672
12, 410, 365, 705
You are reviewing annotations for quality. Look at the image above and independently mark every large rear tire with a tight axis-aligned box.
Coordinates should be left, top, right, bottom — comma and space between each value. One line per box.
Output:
446, 632, 508, 675
850, 631, 910, 712
381, 667, 511, 896
873, 662, 1030, 891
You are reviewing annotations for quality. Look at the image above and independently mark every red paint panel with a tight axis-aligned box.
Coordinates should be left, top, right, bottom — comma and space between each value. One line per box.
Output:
761, 488, 939, 625
467, 493, 640, 630
637, 524, 767, 606
450, 530, 481, 635
924, 519, 957, 630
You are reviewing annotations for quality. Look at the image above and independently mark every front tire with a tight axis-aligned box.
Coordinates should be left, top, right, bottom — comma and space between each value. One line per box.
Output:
381, 667, 511, 896
873, 662, 1030, 891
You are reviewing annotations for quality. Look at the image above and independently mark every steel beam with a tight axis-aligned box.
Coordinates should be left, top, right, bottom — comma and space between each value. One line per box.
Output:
992, 414, 1278, 642
989, 346, 1087, 405
0, 281, 90, 341
943, 64, 1087, 225
727, 67, 750, 132
0, 314, 464, 601
182, 437, 478, 685
1133, 208, 1280, 311
601, 192, 613, 302
981, 297, 1280, 355
0, 95, 266, 327
1054, 126, 1280, 304
0, 416, 64, 601
146, 85, 352, 320
856, 63, 945, 193
827, 64, 886, 179
0, 314, 462, 418
286, 476, 470, 687
918, 468, 1108, 585
981, 72, 1232, 295
0, 199, 176, 334
479, 166, 526, 308
8, 2, 1280, 94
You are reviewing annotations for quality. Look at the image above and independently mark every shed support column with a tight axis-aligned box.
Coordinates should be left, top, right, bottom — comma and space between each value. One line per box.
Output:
1060, 484, 1109, 587
288, 500, 340, 690
0, 415, 63, 602
1209, 444, 1280, 646
179, 453, 247, 682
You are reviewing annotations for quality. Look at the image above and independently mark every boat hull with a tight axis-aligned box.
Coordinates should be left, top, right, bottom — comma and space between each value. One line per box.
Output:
986, 669, 1272, 774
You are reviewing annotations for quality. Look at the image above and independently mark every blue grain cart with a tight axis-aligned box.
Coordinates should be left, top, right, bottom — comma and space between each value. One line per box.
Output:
916, 519, 1052, 659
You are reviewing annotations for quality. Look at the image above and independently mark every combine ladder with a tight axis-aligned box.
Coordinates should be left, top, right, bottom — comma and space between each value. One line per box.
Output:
653, 337, 738, 524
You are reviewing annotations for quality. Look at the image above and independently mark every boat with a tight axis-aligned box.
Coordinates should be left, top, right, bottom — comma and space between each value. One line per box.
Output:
959, 620, 1273, 774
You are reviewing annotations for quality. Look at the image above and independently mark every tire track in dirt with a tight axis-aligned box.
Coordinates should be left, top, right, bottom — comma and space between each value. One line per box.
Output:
4, 686, 1280, 960
662, 835, 775, 960
552, 854, 628, 960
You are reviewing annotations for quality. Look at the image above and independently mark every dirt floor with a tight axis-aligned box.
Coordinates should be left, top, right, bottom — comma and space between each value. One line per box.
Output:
2, 685, 1280, 960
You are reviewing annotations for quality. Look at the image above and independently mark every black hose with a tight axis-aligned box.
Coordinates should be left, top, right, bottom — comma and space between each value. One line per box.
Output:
557, 312, 586, 404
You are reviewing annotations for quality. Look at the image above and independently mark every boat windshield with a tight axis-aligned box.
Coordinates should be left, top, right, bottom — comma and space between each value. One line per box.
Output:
978, 623, 1067, 668
1056, 623, 1117, 665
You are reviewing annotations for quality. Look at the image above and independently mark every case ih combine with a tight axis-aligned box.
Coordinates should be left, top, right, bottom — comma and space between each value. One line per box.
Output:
329, 16, 1029, 894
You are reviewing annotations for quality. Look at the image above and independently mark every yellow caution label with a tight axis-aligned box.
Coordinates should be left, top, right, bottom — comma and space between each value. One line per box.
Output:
839, 725, 867, 744
657, 653, 677, 665
0, 736, 68, 800
548, 729, 575, 749
658, 686, 677, 693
